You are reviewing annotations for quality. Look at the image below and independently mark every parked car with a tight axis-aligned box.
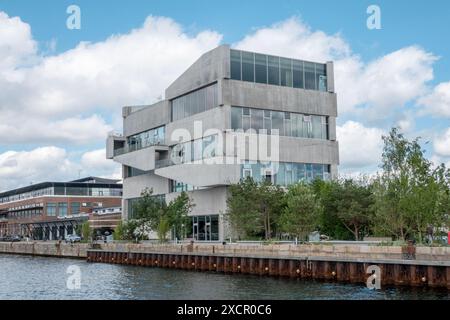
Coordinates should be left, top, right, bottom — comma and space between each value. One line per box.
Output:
1, 235, 21, 242
65, 234, 81, 243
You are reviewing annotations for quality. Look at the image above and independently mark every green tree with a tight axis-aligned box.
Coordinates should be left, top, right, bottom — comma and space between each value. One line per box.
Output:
334, 179, 373, 241
157, 216, 171, 242
312, 179, 354, 240
132, 188, 166, 230
131, 189, 195, 242
81, 221, 91, 242
279, 183, 321, 240
166, 191, 195, 240
372, 128, 450, 242
227, 177, 285, 240
113, 221, 125, 240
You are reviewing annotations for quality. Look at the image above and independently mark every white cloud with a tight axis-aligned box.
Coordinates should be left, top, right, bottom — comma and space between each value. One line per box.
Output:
0, 147, 76, 191
0, 114, 112, 145
0, 147, 121, 192
336, 121, 384, 171
234, 17, 438, 122
418, 81, 450, 118
0, 12, 37, 74
81, 148, 121, 180
0, 12, 222, 145
434, 128, 450, 157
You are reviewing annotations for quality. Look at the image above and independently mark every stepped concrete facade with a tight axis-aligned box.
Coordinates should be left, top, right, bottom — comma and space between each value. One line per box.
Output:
107, 45, 339, 242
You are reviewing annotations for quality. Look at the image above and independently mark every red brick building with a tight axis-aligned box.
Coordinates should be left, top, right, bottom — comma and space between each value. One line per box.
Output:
0, 177, 122, 240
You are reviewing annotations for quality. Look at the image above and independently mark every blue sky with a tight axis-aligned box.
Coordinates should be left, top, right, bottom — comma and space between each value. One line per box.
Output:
0, 0, 449, 189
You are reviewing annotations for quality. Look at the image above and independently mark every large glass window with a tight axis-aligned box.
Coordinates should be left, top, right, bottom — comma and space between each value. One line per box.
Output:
268, 56, 280, 85
255, 53, 267, 84
170, 134, 219, 165
304, 62, 316, 90
230, 49, 241, 80
192, 215, 219, 241
58, 202, 67, 217
126, 166, 148, 178
171, 83, 218, 121
70, 202, 81, 215
230, 50, 326, 92
46, 203, 57, 216
241, 51, 255, 82
241, 162, 331, 186
231, 106, 329, 140
316, 63, 327, 92
293, 60, 304, 89
280, 58, 293, 87
127, 126, 165, 153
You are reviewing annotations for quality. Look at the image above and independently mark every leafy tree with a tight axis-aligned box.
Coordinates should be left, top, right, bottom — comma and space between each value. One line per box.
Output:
166, 191, 194, 240
227, 177, 285, 240
279, 183, 321, 240
334, 179, 373, 241
157, 216, 171, 242
372, 128, 450, 242
312, 179, 354, 240
81, 221, 91, 242
113, 221, 124, 240
131, 188, 195, 241
132, 188, 166, 230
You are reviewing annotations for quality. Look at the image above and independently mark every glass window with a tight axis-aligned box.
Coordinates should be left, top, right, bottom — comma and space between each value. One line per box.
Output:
251, 108, 264, 132
231, 107, 242, 129
267, 56, 280, 85
316, 63, 327, 92
241, 52, 255, 82
293, 60, 304, 89
303, 115, 313, 138
304, 62, 316, 90
255, 54, 267, 84
313, 164, 324, 180
46, 203, 57, 216
271, 111, 284, 135
171, 83, 218, 121
230, 50, 241, 80
280, 58, 293, 87
58, 202, 68, 217
312, 115, 322, 139
263, 110, 271, 134
70, 202, 81, 215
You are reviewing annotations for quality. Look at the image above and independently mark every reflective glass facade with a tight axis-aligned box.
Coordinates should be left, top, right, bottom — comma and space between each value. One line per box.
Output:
127, 126, 165, 153
0, 184, 122, 205
242, 162, 331, 186
192, 215, 219, 241
170, 134, 219, 165
231, 106, 328, 140
171, 83, 218, 121
231, 49, 327, 92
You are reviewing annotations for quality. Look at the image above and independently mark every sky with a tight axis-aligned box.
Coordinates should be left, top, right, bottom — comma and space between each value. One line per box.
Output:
0, 0, 449, 191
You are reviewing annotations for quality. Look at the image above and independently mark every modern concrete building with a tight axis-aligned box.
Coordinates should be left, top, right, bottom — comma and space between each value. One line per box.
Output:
0, 177, 122, 239
107, 45, 339, 242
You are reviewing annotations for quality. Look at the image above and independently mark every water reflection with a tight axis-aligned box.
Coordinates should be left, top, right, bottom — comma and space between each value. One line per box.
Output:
0, 255, 448, 300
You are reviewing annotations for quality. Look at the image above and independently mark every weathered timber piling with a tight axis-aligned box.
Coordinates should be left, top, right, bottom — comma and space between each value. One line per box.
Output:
86, 250, 450, 289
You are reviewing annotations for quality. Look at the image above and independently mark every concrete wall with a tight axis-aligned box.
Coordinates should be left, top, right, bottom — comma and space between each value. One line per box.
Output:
166, 186, 228, 216
123, 100, 170, 137
2, 242, 449, 263
224, 79, 338, 117
123, 173, 169, 200
165, 45, 230, 100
